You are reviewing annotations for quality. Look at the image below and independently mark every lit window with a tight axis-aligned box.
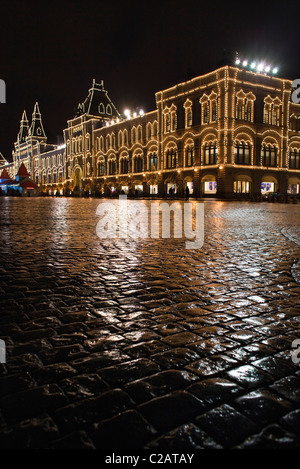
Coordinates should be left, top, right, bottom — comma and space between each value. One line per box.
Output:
204, 142, 218, 165
234, 142, 251, 165
290, 149, 300, 169
261, 144, 277, 167
186, 145, 194, 167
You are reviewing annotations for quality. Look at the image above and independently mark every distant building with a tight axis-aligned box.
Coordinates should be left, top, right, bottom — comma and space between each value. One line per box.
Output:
1, 65, 300, 198
0, 163, 38, 196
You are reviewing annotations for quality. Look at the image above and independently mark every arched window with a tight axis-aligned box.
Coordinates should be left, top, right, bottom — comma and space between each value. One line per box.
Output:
99, 136, 104, 151
203, 103, 210, 123
272, 106, 281, 126
123, 129, 128, 146
134, 155, 144, 173
166, 148, 177, 169
99, 103, 105, 114
137, 125, 142, 142
108, 159, 116, 175
98, 160, 106, 176
289, 149, 300, 169
118, 130, 123, 147
165, 113, 171, 133
204, 142, 218, 165
147, 123, 152, 140
211, 101, 217, 121
149, 152, 158, 170
236, 101, 244, 120
186, 145, 194, 167
106, 135, 111, 150
245, 101, 252, 122
234, 142, 251, 165
131, 127, 137, 144
261, 144, 277, 167
106, 104, 112, 115
186, 108, 192, 128
120, 158, 129, 174
171, 112, 177, 131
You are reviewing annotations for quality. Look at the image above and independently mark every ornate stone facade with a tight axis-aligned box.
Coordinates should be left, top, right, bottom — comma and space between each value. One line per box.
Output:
2, 65, 300, 198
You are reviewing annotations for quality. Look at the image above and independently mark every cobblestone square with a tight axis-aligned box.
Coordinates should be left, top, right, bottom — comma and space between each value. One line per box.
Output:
0, 197, 300, 449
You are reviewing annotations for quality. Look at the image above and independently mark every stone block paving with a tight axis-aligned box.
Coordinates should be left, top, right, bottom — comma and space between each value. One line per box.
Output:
0, 197, 300, 449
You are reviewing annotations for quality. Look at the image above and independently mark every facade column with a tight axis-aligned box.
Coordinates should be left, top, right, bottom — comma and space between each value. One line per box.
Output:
193, 169, 200, 198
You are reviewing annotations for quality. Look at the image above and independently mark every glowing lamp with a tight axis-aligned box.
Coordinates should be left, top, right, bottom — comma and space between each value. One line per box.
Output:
272, 67, 278, 74
257, 63, 264, 72
243, 60, 248, 67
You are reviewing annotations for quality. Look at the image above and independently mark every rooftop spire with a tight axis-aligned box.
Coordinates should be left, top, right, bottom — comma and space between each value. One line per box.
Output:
17, 110, 29, 143
28, 102, 46, 141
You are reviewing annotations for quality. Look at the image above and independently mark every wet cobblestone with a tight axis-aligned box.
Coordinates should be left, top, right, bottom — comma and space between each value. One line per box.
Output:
0, 198, 300, 449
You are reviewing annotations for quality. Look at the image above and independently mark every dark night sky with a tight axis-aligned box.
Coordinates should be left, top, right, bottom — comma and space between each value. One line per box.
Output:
0, 0, 299, 160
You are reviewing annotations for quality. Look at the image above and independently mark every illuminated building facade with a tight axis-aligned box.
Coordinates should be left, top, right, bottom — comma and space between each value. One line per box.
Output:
2, 65, 300, 198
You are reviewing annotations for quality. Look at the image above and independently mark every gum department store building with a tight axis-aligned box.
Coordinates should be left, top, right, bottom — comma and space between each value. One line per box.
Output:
2, 64, 300, 198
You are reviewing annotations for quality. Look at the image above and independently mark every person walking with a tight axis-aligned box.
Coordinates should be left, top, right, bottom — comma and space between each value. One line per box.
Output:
185, 185, 190, 200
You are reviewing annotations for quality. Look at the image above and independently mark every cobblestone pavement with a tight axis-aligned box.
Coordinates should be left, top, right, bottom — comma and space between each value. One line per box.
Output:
0, 197, 300, 449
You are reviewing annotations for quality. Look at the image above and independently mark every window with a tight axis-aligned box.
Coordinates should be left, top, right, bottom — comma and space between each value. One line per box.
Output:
149, 152, 158, 170
290, 116, 300, 131
234, 142, 251, 165
261, 145, 277, 167
120, 158, 129, 174
171, 112, 177, 131
118, 130, 123, 147
290, 149, 300, 169
165, 114, 171, 132
263, 98, 281, 126
211, 101, 217, 121
203, 103, 210, 123
245, 102, 252, 122
166, 148, 178, 169
186, 108, 192, 128
108, 159, 116, 175
123, 129, 128, 146
204, 142, 218, 165
185, 145, 194, 167
234, 180, 250, 193
131, 127, 137, 144
134, 155, 144, 172
236, 101, 243, 120
106, 134, 111, 150
106, 104, 112, 115
147, 123, 152, 140
137, 126, 142, 142
98, 160, 106, 176
99, 103, 105, 114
